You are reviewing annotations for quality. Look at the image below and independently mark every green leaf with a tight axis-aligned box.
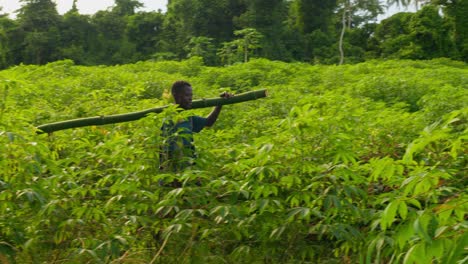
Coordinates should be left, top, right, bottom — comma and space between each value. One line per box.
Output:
396, 223, 414, 250
450, 138, 462, 158
434, 226, 449, 239
407, 199, 422, 209
454, 208, 466, 221
258, 199, 269, 213
399, 201, 408, 220
381, 201, 399, 230
270, 225, 286, 239
443, 232, 468, 264
413, 179, 431, 196
366, 238, 376, 264
403, 243, 431, 264
427, 216, 438, 239
437, 207, 453, 224
402, 176, 418, 196
287, 207, 310, 221
403, 244, 417, 264
428, 239, 444, 260
413, 218, 432, 243
113, 235, 128, 245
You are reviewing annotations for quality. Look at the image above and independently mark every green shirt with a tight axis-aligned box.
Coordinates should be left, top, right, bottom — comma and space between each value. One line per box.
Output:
161, 116, 207, 171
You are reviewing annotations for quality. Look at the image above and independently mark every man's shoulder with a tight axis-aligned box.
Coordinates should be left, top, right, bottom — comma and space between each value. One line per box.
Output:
191, 116, 207, 133
191, 115, 207, 122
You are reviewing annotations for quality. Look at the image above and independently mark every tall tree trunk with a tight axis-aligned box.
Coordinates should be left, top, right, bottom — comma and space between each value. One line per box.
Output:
339, 7, 347, 65
244, 39, 249, 63
347, 1, 352, 29
37, 89, 267, 134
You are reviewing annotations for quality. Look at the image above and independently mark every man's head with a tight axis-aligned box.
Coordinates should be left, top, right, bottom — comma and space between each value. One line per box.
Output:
171, 81, 193, 109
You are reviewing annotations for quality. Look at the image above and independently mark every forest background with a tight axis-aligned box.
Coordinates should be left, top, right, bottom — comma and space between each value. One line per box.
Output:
0, 0, 467, 263
0, 0, 467, 69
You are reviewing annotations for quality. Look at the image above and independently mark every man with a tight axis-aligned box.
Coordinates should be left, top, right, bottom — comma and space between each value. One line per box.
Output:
160, 80, 232, 177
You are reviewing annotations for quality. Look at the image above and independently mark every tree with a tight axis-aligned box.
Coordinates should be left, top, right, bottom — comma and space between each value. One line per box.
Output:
165, 0, 245, 43
386, 0, 431, 10
0, 9, 13, 68
126, 11, 165, 60
287, 0, 338, 62
59, 6, 96, 64
338, 1, 349, 64
433, 0, 468, 61
113, 0, 143, 16
336, 0, 383, 64
0, 24, 7, 68
70, 0, 78, 12
16, 0, 62, 64
289, 0, 337, 34
0, 14, 20, 67
217, 41, 238, 65
234, 0, 289, 60
185, 36, 216, 65
307, 29, 335, 63
234, 28, 263, 62
374, 12, 414, 58
408, 5, 453, 58
90, 10, 130, 64
373, 5, 453, 60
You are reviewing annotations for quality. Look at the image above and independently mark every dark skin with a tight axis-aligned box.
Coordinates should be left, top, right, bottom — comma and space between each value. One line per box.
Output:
173, 85, 233, 127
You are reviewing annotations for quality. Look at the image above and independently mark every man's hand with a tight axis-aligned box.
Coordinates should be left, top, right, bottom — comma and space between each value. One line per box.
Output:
206, 92, 233, 127
220, 92, 234, 99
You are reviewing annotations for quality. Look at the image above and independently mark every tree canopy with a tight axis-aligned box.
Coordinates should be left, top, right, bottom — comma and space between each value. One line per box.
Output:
0, 0, 465, 68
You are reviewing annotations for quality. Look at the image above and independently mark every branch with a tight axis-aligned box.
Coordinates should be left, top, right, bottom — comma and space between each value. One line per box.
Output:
36, 89, 267, 134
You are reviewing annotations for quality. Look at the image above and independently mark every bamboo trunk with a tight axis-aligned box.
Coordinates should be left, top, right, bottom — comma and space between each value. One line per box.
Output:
36, 89, 267, 134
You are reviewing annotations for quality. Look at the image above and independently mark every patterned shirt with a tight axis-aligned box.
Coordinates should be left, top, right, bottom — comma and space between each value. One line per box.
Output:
160, 116, 207, 171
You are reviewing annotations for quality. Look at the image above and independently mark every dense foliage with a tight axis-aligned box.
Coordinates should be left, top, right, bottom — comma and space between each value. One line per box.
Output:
0, 0, 467, 69
0, 58, 466, 263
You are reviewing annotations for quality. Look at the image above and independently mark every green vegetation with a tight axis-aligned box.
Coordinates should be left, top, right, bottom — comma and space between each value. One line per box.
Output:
0, 0, 467, 70
0, 58, 466, 263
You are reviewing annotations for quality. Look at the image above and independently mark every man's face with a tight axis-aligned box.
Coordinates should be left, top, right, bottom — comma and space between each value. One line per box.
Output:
175, 86, 193, 109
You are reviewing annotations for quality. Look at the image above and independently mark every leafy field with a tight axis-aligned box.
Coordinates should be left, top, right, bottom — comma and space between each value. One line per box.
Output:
0, 58, 467, 263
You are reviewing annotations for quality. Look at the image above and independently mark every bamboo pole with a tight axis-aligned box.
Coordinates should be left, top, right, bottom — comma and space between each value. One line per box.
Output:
36, 89, 267, 134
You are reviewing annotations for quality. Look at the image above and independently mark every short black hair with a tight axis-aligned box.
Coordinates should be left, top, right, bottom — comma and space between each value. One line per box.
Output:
171, 80, 191, 96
